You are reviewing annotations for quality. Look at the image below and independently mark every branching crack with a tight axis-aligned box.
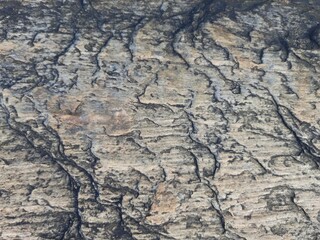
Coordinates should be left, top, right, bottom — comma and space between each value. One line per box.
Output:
93, 34, 113, 75
290, 191, 311, 221
0, 101, 85, 239
264, 87, 320, 168
53, 32, 78, 65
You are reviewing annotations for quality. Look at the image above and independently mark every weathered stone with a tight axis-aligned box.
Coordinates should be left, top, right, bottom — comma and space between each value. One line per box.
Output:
0, 0, 320, 239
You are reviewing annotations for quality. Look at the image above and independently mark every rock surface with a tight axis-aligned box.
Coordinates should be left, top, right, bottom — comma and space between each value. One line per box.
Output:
1, 0, 320, 239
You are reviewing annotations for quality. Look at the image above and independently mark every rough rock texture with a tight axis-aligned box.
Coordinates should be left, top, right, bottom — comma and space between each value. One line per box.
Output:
1, 0, 320, 239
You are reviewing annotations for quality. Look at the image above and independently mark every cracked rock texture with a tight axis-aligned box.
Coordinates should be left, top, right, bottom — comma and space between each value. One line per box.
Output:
1, 0, 320, 239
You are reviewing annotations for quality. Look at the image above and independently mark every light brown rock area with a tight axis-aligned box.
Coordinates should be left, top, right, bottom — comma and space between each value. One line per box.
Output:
0, 0, 320, 239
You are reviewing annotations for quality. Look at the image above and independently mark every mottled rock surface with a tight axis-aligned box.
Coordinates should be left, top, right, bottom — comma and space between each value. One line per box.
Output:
1, 0, 320, 239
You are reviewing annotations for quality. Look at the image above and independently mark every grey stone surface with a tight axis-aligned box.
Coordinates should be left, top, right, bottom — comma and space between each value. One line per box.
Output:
1, 0, 320, 239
